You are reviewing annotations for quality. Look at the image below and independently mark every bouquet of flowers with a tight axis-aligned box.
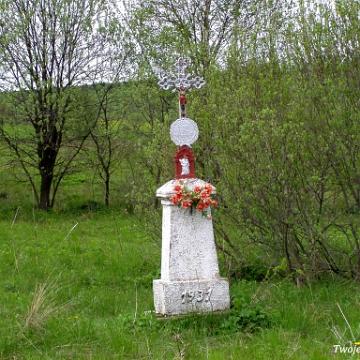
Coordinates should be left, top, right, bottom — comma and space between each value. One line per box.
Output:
170, 180, 218, 219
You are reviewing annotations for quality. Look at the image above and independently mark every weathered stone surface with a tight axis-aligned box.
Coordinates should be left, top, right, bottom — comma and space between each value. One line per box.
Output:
160, 199, 219, 281
153, 279, 230, 316
153, 178, 230, 316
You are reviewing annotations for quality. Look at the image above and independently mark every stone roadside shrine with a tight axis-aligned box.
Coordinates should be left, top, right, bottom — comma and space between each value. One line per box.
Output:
153, 57, 230, 316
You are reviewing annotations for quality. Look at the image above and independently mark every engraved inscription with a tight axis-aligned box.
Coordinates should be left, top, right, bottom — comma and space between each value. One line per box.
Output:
181, 287, 212, 304
181, 291, 186, 304
205, 287, 212, 302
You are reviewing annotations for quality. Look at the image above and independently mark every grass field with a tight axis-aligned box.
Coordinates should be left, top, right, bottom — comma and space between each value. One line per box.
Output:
1, 197, 360, 359
0, 154, 358, 359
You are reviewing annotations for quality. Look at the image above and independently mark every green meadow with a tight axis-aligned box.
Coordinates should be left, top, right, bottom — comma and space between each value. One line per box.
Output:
0, 174, 360, 359
1, 0, 360, 357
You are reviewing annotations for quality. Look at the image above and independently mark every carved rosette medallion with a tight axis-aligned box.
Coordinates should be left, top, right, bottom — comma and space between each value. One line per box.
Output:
170, 117, 199, 147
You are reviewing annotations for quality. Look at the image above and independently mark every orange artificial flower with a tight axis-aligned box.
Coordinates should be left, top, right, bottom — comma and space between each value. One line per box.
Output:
181, 199, 192, 209
171, 181, 218, 219
196, 202, 206, 211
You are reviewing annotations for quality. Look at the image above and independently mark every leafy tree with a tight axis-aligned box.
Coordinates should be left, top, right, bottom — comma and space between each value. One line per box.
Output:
86, 83, 131, 206
0, 0, 127, 209
126, 0, 360, 281
207, 0, 360, 281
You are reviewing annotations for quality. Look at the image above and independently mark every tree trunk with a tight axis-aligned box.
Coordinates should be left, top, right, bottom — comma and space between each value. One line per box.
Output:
104, 176, 110, 206
39, 174, 53, 210
38, 141, 58, 210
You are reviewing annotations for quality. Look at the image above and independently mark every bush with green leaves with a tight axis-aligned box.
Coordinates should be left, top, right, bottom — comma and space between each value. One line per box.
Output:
127, 0, 360, 281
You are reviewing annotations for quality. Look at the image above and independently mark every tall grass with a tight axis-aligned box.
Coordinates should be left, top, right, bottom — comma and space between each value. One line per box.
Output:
0, 157, 358, 358
0, 200, 359, 359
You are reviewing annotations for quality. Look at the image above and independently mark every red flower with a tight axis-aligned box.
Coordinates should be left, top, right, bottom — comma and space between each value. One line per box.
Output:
170, 194, 182, 205
204, 184, 213, 196
200, 190, 208, 199
196, 202, 206, 212
203, 197, 211, 207
181, 199, 192, 209
171, 181, 218, 214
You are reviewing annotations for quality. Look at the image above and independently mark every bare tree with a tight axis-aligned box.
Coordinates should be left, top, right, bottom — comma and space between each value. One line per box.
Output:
126, 0, 237, 71
87, 83, 130, 206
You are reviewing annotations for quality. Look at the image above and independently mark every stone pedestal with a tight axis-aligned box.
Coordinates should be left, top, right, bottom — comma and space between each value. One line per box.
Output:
153, 178, 230, 316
